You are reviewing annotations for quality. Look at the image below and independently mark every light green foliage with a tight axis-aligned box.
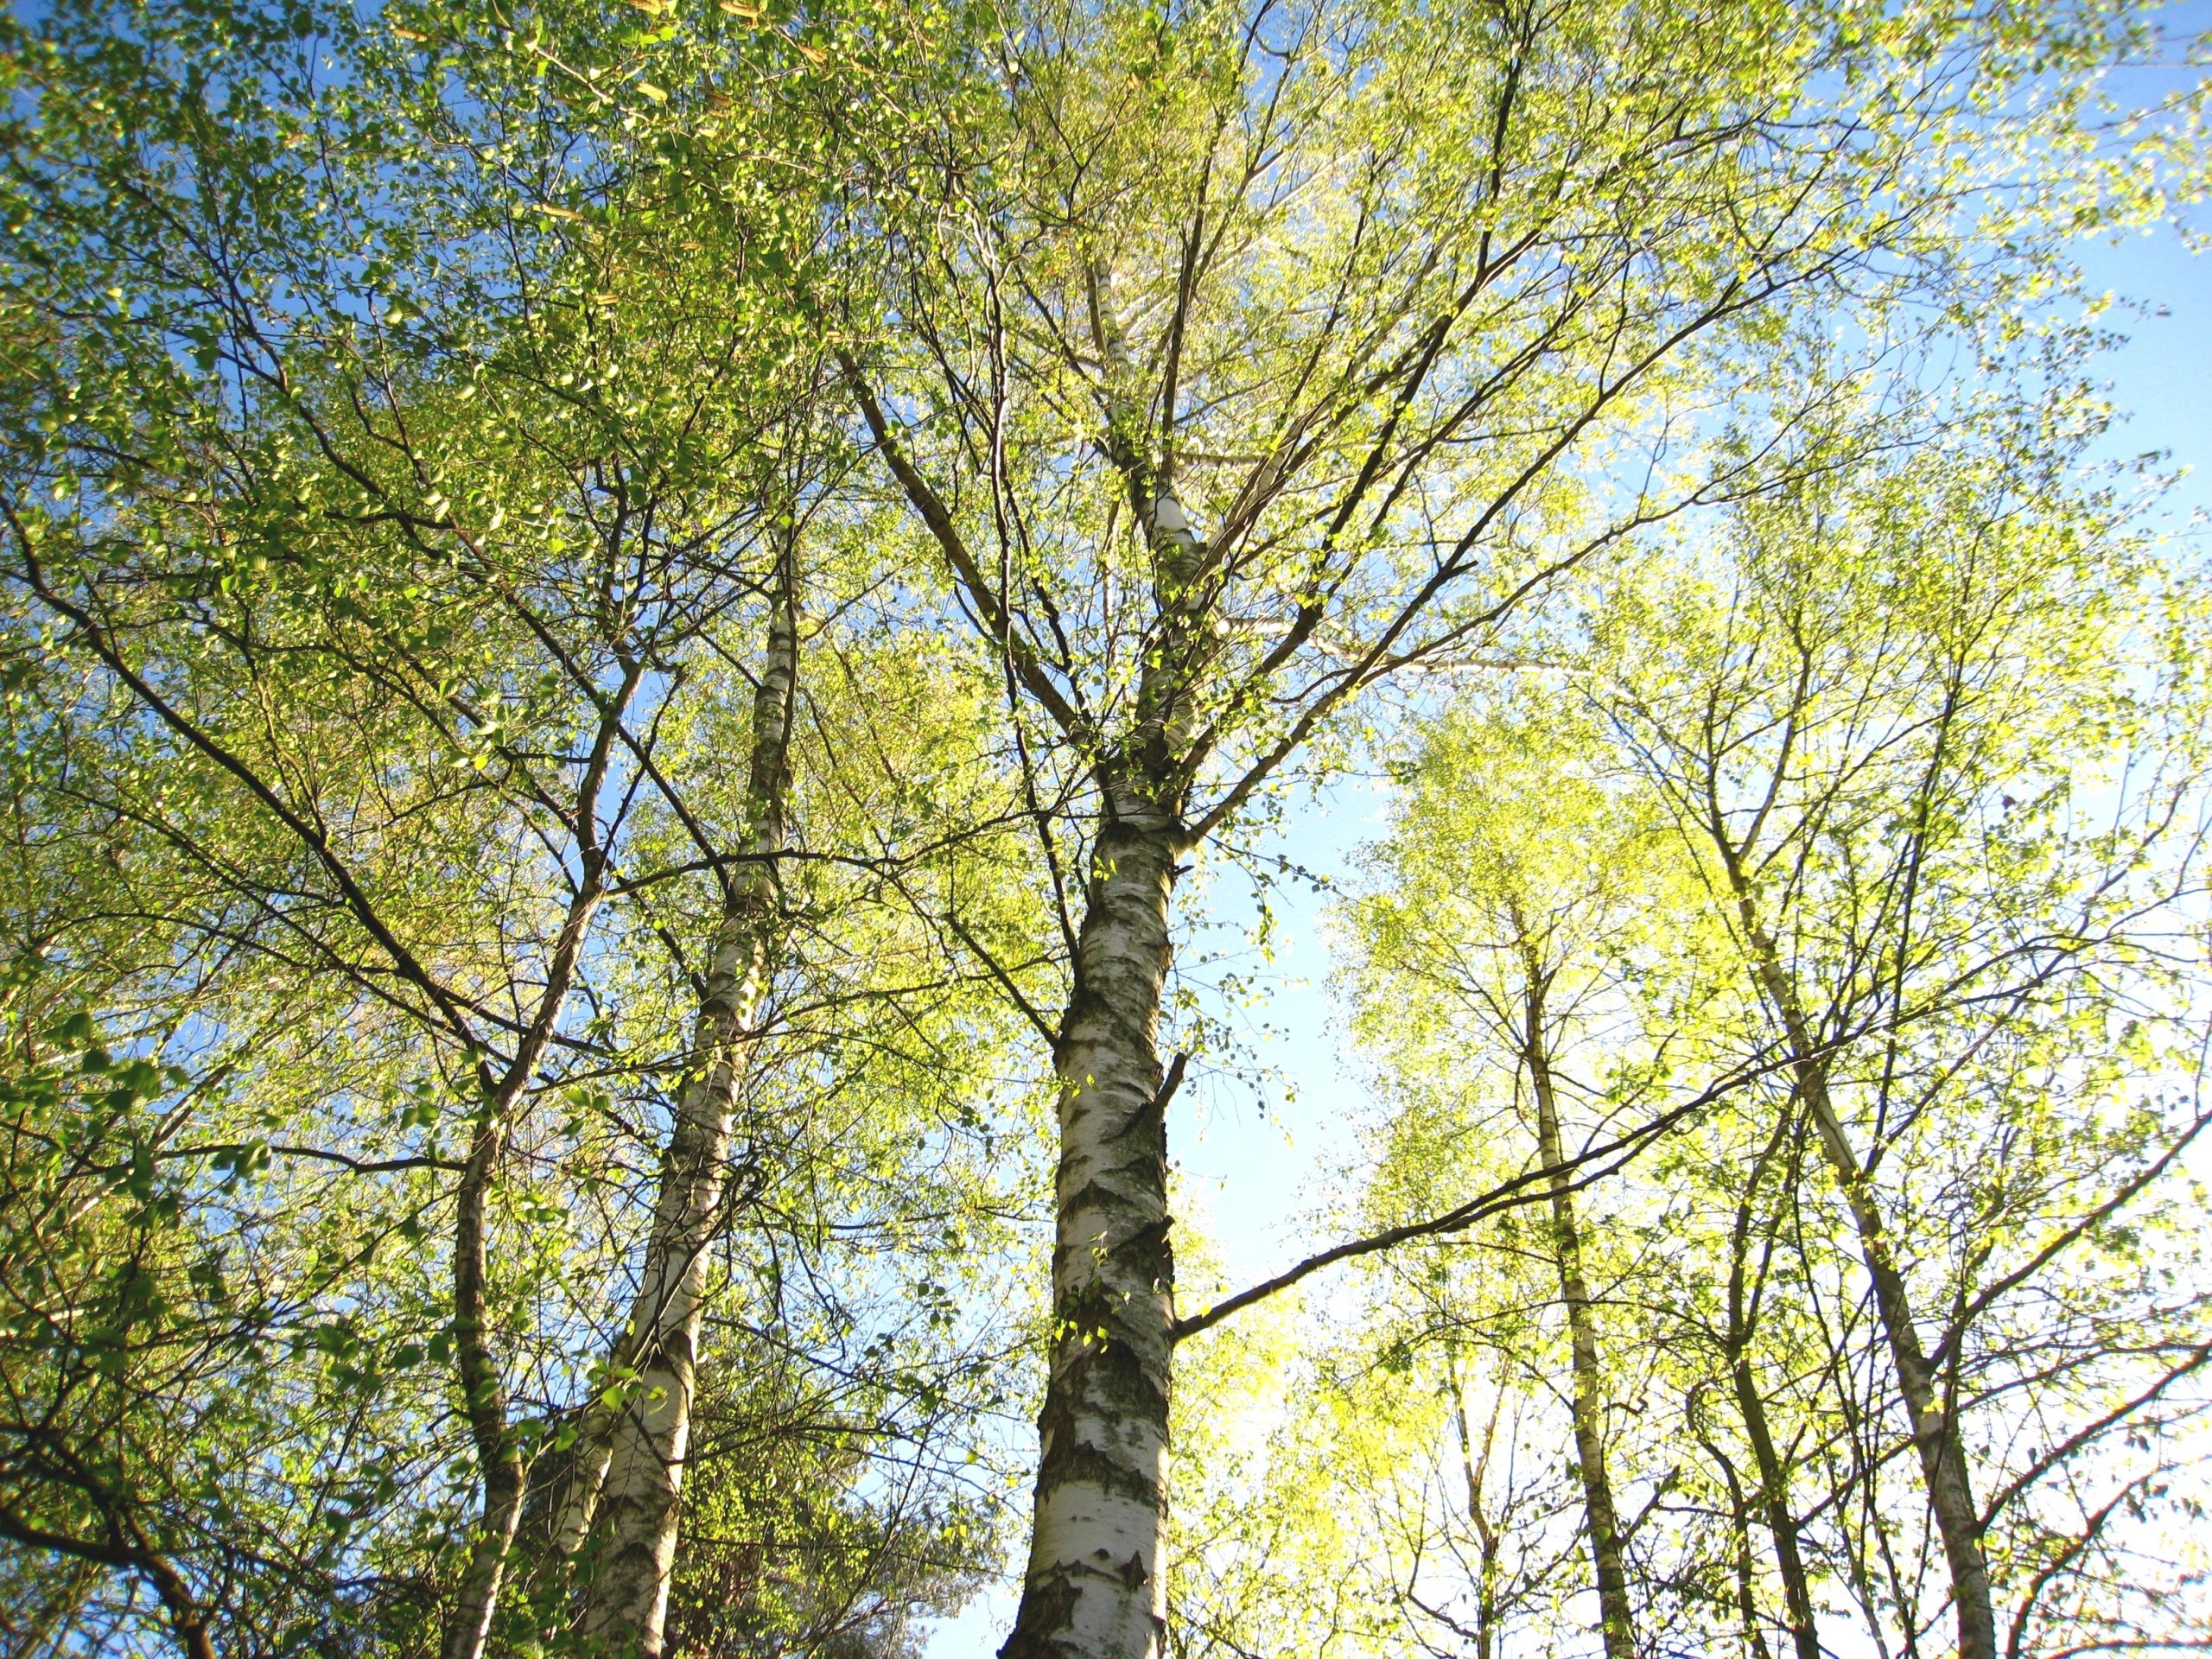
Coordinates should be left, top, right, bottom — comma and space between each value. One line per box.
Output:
1171, 1317, 1447, 1659
1320, 698, 1734, 1656
1593, 399, 2212, 1657
0, 0, 1052, 1649
1316, 381, 2212, 1658
0, 0, 2206, 1655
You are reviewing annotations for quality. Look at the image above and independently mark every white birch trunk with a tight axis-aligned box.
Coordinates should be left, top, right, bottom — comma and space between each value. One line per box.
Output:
566, 569, 798, 1656
1001, 261, 1207, 1659
1001, 784, 1182, 1659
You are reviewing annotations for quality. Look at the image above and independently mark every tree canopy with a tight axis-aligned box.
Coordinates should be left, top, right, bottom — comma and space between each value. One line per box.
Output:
1, 2, 2207, 1657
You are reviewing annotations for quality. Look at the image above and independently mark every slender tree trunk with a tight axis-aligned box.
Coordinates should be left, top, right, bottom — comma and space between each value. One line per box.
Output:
1728, 888, 1996, 1659
1448, 1353, 1507, 1659
1728, 1331, 1821, 1659
568, 562, 798, 1656
1000, 772, 1183, 1659
443, 666, 636, 1659
1523, 977, 1636, 1659
442, 1101, 531, 1659
1726, 1114, 1822, 1659
1706, 1434, 1777, 1659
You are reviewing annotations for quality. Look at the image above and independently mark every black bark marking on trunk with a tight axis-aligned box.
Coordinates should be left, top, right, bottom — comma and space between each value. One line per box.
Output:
1003, 788, 1181, 1659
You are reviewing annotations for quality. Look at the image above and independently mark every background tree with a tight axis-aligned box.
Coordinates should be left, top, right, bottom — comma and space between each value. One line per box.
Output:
1341, 697, 1686, 1659
1, 0, 1050, 1650
1596, 384, 2212, 1659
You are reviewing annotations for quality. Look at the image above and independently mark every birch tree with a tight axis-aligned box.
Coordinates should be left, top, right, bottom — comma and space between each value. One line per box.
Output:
1598, 407, 2212, 1659
832, 3, 2167, 1654
3, 0, 2206, 1656
1343, 701, 1677, 1659
1313, 418, 2212, 1659
2, 1, 1044, 1649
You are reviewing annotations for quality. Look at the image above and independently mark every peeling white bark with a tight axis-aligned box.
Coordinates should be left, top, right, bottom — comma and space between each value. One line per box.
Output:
563, 566, 799, 1657
1001, 260, 1202, 1659
1001, 792, 1181, 1659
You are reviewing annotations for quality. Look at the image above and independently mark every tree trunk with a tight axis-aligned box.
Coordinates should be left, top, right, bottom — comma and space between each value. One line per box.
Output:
442, 1100, 530, 1659
443, 671, 636, 1659
1710, 1439, 1778, 1659
1524, 979, 1636, 1659
1729, 889, 1996, 1659
999, 778, 1183, 1659
1729, 1338, 1821, 1659
1448, 1353, 1507, 1659
999, 266, 1203, 1659
1726, 1114, 1822, 1659
569, 564, 798, 1656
